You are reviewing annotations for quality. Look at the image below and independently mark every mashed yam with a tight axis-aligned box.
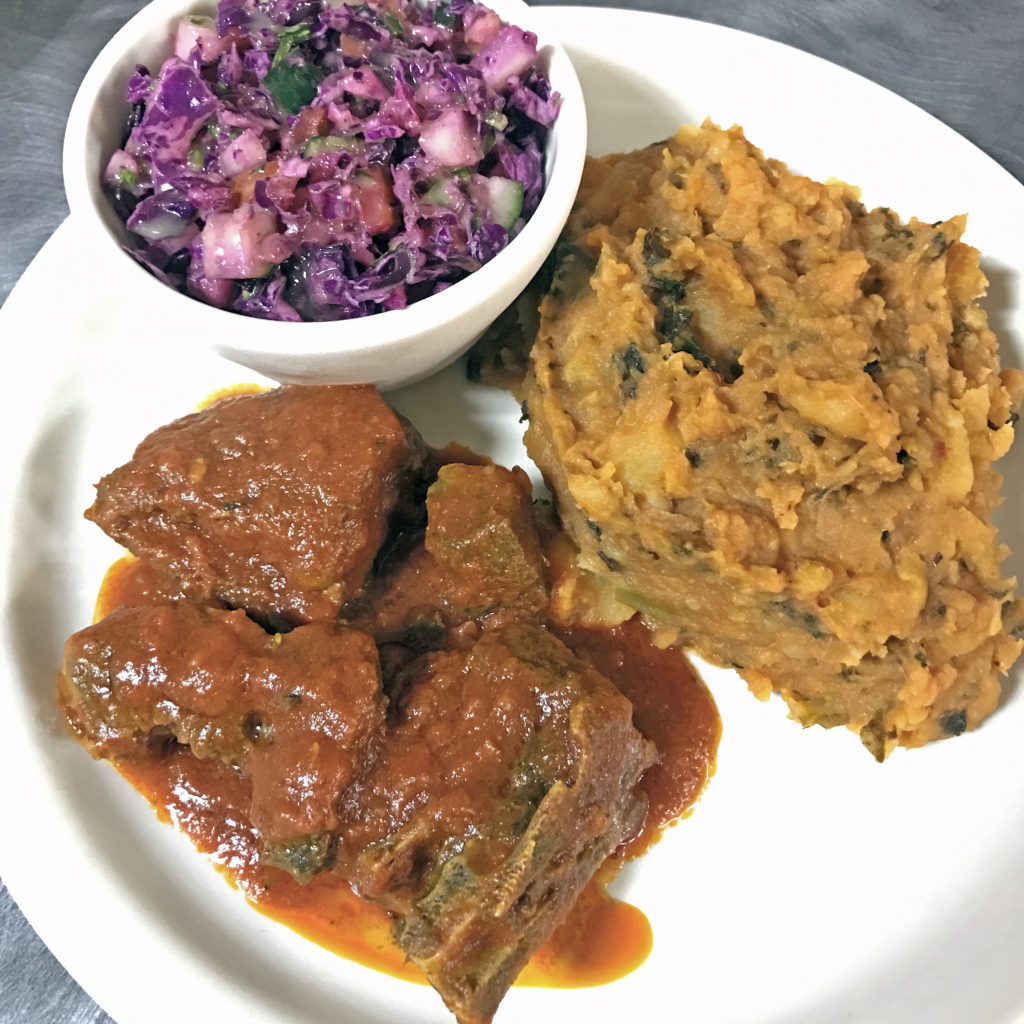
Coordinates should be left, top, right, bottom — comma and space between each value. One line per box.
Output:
498, 121, 1024, 758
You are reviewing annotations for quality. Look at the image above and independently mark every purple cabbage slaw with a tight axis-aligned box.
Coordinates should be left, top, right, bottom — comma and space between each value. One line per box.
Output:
104, 0, 560, 322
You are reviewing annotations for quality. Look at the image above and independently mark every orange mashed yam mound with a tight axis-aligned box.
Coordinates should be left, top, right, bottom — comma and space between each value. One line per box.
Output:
497, 120, 1024, 759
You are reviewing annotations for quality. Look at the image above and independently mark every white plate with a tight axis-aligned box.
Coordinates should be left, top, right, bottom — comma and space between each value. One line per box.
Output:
3, 7, 1024, 1024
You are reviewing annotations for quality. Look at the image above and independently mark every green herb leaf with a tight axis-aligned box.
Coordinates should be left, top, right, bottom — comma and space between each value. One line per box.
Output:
272, 23, 313, 68
431, 2, 456, 28
382, 11, 404, 36
264, 61, 324, 115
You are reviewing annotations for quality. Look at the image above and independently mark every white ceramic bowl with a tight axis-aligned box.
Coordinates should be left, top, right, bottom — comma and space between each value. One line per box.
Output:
63, 0, 586, 390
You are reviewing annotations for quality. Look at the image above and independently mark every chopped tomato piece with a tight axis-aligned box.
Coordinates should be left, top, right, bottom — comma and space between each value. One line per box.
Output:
339, 34, 373, 58
355, 165, 399, 235
284, 107, 329, 151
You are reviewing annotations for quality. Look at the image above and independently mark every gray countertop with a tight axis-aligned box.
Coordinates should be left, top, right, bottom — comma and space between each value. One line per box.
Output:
1, 1, 1022, 1021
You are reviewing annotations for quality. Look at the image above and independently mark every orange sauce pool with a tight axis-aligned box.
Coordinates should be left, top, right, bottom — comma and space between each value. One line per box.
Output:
98, 555, 719, 990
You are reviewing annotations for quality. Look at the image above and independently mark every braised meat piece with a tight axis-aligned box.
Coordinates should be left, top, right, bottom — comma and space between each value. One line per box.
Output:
347, 462, 553, 716
337, 622, 655, 1024
424, 463, 548, 620
353, 462, 548, 647
86, 385, 430, 629
59, 602, 386, 880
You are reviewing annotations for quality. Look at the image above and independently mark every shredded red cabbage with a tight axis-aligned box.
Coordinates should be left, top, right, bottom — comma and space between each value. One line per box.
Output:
103, 0, 559, 322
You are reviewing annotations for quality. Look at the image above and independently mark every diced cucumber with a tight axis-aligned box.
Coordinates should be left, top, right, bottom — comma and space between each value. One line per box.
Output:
422, 175, 464, 208
302, 134, 363, 158
486, 177, 523, 230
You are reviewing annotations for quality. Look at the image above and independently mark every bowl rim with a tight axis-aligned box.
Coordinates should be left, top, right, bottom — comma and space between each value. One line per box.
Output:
61, 0, 587, 359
